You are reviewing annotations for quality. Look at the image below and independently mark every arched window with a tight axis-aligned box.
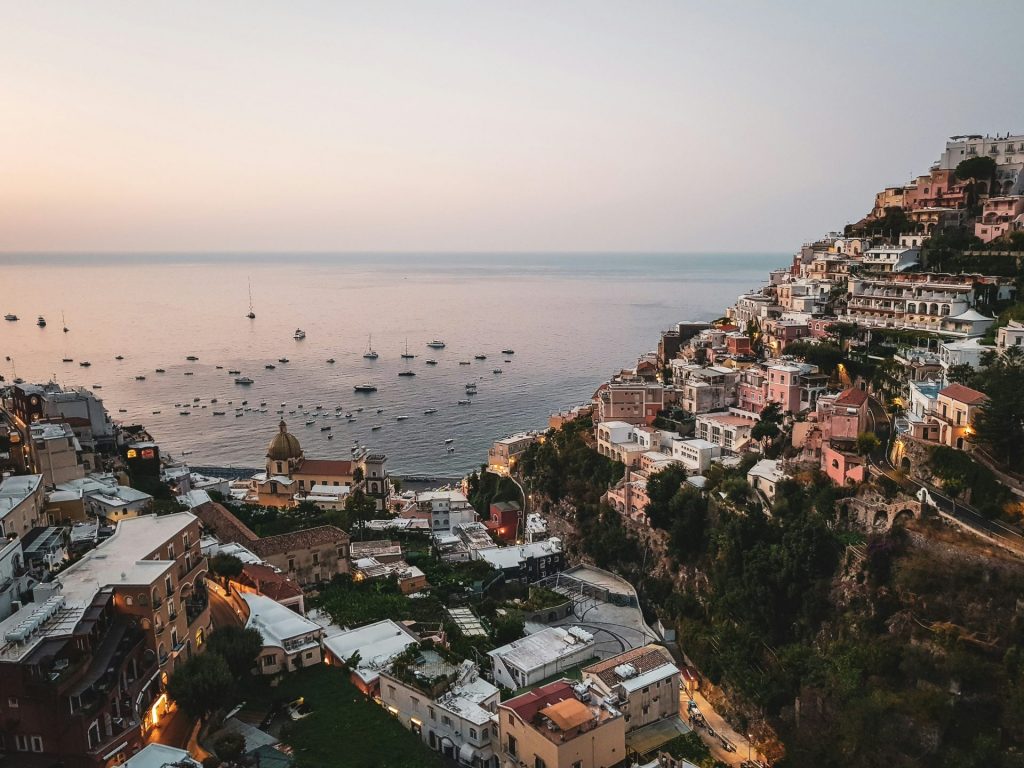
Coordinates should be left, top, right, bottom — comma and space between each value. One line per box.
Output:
929, 303, 939, 315
941, 305, 950, 316
907, 302, 916, 314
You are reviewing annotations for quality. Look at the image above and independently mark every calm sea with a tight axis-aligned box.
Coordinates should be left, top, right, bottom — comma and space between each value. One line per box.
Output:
0, 253, 781, 476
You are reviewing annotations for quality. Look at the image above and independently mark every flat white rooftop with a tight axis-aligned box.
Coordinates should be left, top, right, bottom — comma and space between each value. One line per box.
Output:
488, 625, 594, 673
243, 592, 321, 650
322, 618, 418, 685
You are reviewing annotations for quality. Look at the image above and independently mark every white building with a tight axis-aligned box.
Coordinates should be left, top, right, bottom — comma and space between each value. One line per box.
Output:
747, 459, 787, 503
862, 245, 920, 273
243, 592, 324, 675
322, 618, 420, 692
488, 626, 596, 690
936, 134, 1024, 195
56, 475, 153, 522
670, 439, 721, 474
694, 413, 754, 453
998, 320, 1024, 351
29, 422, 87, 487
0, 474, 45, 538
380, 655, 500, 765
411, 490, 478, 531
294, 483, 351, 511
939, 337, 987, 371
0, 537, 29, 622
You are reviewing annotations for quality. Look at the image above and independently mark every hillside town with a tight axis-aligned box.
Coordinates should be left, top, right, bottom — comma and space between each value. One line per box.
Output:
2, 132, 1024, 768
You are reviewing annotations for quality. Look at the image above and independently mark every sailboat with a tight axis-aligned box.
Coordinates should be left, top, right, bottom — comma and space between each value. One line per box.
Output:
401, 338, 415, 359
363, 335, 379, 360
246, 278, 256, 319
62, 311, 69, 333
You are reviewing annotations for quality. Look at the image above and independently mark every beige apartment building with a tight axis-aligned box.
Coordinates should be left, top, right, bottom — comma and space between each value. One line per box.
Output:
499, 679, 626, 768
582, 646, 680, 733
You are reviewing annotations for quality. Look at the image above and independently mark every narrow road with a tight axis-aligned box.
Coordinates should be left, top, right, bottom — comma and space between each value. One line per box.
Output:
681, 690, 764, 766
210, 586, 245, 630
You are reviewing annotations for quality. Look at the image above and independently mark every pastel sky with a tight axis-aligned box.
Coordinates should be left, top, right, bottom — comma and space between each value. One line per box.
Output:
3, 1, 1023, 253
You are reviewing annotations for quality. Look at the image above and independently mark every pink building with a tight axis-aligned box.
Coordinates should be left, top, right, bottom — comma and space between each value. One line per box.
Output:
975, 195, 1024, 243
735, 367, 767, 416
822, 443, 866, 486
824, 388, 870, 441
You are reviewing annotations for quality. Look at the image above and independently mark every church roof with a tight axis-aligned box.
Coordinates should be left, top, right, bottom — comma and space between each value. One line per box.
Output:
267, 420, 303, 461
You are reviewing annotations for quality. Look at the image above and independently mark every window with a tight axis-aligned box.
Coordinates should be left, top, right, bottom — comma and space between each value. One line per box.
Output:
305, 651, 314, 659
469, 728, 477, 740
572, 761, 582, 768
506, 735, 517, 757
196, 628, 205, 646
165, 576, 173, 596
262, 654, 276, 668
534, 758, 546, 768
428, 706, 436, 720
287, 558, 295, 572
298, 480, 305, 489
312, 552, 319, 565
183, 532, 190, 548
7, 697, 17, 708
387, 685, 396, 698
167, 544, 174, 560
442, 715, 452, 727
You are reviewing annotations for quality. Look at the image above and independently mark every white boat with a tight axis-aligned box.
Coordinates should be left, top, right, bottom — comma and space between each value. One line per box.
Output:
444, 438, 454, 444
458, 399, 471, 405
425, 359, 438, 365
371, 424, 382, 431
396, 415, 409, 421
474, 354, 486, 360
363, 335, 378, 359
293, 329, 306, 340
427, 339, 446, 349
353, 383, 377, 392
234, 376, 254, 385
424, 408, 437, 415
493, 368, 503, 374
401, 339, 415, 359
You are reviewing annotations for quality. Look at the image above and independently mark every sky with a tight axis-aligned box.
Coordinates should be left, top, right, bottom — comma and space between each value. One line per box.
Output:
2, 1, 1023, 254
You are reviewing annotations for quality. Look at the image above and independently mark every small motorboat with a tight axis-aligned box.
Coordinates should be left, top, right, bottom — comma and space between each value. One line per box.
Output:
260, 401, 267, 406
396, 415, 409, 421
180, 411, 190, 416
235, 412, 243, 418
459, 361, 471, 365
458, 399, 471, 405
155, 368, 165, 373
424, 408, 437, 415
371, 424, 382, 431
293, 329, 306, 340
79, 361, 91, 367
345, 412, 353, 418
135, 375, 146, 381
152, 410, 161, 414
37, 316, 46, 327
425, 359, 438, 365
213, 411, 226, 416
93, 384, 102, 388
186, 355, 199, 361
211, 398, 218, 403
353, 383, 377, 392
184, 371, 194, 376
235, 376, 254, 385
398, 370, 416, 377
326, 358, 335, 364
376, 408, 384, 414
193, 397, 201, 402
115, 355, 124, 360
427, 339, 446, 349
474, 354, 486, 360
241, 400, 248, 405
265, 364, 276, 370
444, 438, 454, 444
278, 358, 289, 363
228, 369, 241, 375
320, 426, 332, 432
501, 349, 515, 355
327, 433, 333, 440
4, 314, 17, 321
118, 408, 127, 413
216, 365, 223, 369
62, 358, 73, 363
493, 368, 503, 374
305, 419, 315, 426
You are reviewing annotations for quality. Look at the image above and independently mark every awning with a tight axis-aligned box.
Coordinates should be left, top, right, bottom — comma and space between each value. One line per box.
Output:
458, 743, 477, 765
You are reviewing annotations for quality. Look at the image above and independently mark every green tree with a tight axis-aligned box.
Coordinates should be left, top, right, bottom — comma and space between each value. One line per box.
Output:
209, 553, 244, 580
972, 346, 1024, 467
946, 363, 976, 386
344, 488, 378, 536
855, 431, 881, 457
955, 155, 996, 183
493, 613, 525, 646
751, 401, 783, 447
206, 626, 264, 679
167, 651, 234, 721
645, 465, 687, 529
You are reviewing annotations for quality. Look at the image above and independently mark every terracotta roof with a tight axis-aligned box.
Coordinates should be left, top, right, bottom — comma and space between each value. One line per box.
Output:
582, 645, 675, 689
295, 459, 354, 477
240, 563, 304, 602
193, 501, 258, 543
939, 383, 988, 405
539, 698, 592, 731
834, 388, 869, 407
503, 680, 576, 723
251, 525, 350, 557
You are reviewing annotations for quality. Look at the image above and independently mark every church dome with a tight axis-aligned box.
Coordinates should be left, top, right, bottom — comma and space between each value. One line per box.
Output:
267, 420, 302, 461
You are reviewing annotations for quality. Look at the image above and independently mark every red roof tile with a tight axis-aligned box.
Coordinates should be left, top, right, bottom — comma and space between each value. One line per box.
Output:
251, 525, 350, 558
240, 563, 304, 602
503, 680, 576, 722
295, 459, 354, 477
834, 388, 869, 407
939, 383, 988, 405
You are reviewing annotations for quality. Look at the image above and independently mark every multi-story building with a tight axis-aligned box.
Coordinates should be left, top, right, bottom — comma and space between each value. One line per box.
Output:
673, 365, 739, 415
582, 646, 679, 733
250, 526, 351, 586
902, 169, 970, 211
243, 592, 323, 675
30, 422, 88, 487
761, 318, 811, 356
488, 626, 596, 691
975, 195, 1024, 242
595, 421, 646, 468
934, 384, 987, 450
862, 245, 920, 273
498, 679, 626, 768
997, 320, 1024, 351
476, 538, 565, 583
487, 432, 540, 475
694, 413, 754, 453
10, 383, 117, 452
670, 439, 720, 474
0, 536, 30, 622
593, 382, 665, 427
936, 133, 1024, 195
408, 489, 479, 531
55, 475, 153, 523
380, 654, 500, 766
0, 474, 45, 538
845, 273, 1014, 334
765, 362, 827, 414
0, 511, 209, 767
